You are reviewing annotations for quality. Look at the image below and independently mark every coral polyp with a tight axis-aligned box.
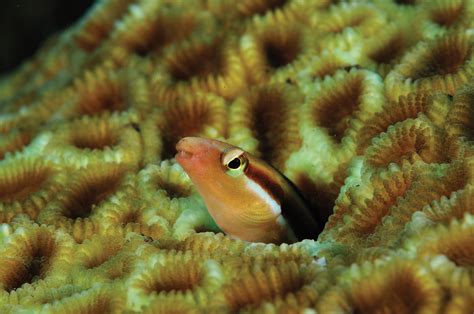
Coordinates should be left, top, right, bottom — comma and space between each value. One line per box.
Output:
0, 0, 473, 311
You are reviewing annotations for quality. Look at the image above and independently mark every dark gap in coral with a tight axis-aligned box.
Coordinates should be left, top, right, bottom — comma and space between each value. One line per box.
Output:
168, 40, 225, 82
294, 173, 337, 226
161, 103, 211, 160
156, 178, 192, 198
394, 0, 416, 5
313, 77, 362, 142
78, 81, 126, 115
431, 4, 463, 27
132, 16, 196, 57
133, 28, 171, 57
369, 34, 406, 64
353, 271, 425, 314
264, 33, 300, 69
23, 250, 47, 284
66, 173, 123, 219
101, 93, 124, 113
411, 38, 469, 79
121, 211, 140, 224
251, 90, 286, 162
194, 225, 218, 234
6, 240, 53, 292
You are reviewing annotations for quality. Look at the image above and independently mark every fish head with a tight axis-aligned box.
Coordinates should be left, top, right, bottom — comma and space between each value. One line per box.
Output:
175, 136, 290, 242
175, 136, 249, 194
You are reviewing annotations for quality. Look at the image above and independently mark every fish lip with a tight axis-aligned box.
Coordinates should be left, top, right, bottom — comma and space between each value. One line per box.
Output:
175, 149, 193, 160
175, 138, 194, 160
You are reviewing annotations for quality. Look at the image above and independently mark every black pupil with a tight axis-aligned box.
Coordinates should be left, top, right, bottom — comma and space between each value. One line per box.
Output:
228, 158, 241, 169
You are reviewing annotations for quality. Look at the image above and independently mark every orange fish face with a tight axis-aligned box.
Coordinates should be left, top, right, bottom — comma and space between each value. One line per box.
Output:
175, 137, 287, 242
175, 137, 243, 191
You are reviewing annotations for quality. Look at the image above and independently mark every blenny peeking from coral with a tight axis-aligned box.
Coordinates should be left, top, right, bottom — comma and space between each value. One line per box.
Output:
0, 0, 473, 312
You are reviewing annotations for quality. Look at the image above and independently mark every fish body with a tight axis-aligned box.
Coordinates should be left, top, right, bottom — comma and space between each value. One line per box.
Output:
175, 137, 320, 244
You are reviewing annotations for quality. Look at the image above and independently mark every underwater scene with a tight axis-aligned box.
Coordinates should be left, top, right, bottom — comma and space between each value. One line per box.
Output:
0, 0, 473, 312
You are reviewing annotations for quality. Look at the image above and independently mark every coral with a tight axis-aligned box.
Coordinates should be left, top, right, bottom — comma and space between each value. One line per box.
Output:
317, 258, 442, 313
228, 82, 302, 170
385, 30, 474, 100
0, 0, 473, 311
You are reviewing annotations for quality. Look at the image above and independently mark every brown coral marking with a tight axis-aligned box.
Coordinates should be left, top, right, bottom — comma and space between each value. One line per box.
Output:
0, 130, 34, 160
422, 224, 474, 268
424, 187, 474, 222
356, 93, 429, 153
395, 162, 469, 227
167, 39, 225, 82
76, 77, 127, 116
312, 76, 363, 142
2, 233, 56, 292
225, 264, 305, 311
65, 171, 124, 219
85, 246, 122, 270
436, 162, 471, 203
410, 35, 470, 80
61, 290, 121, 313
439, 234, 474, 267
238, 0, 288, 17
161, 100, 213, 160
145, 263, 202, 293
369, 33, 406, 65
365, 121, 441, 168
74, 0, 137, 51
121, 210, 141, 224
125, 14, 196, 57
430, 2, 464, 27
247, 88, 289, 162
354, 173, 412, 235
107, 266, 130, 281
0, 164, 50, 203
71, 124, 118, 150
446, 86, 474, 141
86, 298, 118, 313
263, 28, 301, 69
350, 269, 427, 313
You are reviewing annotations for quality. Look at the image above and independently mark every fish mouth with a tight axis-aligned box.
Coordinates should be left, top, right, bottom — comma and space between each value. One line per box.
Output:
175, 149, 193, 160
175, 138, 194, 160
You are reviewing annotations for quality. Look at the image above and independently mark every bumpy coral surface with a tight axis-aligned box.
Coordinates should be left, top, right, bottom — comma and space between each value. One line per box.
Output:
0, 0, 473, 312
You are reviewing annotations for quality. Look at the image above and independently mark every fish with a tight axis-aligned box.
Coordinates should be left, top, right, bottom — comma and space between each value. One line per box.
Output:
175, 137, 321, 244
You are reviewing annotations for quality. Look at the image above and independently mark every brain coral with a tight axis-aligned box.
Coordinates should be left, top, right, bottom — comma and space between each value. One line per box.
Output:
0, 0, 473, 312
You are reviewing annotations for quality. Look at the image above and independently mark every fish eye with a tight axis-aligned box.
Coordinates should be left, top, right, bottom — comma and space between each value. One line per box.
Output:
227, 157, 241, 170
222, 148, 248, 176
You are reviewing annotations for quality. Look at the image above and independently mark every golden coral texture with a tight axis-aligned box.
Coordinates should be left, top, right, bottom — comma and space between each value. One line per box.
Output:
0, 0, 473, 312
